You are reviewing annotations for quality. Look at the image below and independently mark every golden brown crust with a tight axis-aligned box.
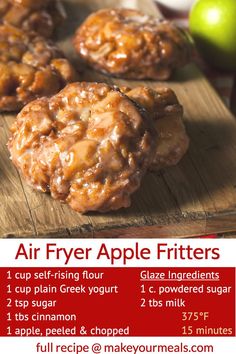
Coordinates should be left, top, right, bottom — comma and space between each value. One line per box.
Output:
0, 24, 78, 112
0, 0, 66, 37
122, 86, 189, 169
73, 8, 191, 80
8, 82, 157, 213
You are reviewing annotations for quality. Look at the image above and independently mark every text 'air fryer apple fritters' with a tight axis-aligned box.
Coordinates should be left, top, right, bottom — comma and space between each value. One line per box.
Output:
73, 8, 191, 80
0, 24, 78, 111
8, 82, 157, 213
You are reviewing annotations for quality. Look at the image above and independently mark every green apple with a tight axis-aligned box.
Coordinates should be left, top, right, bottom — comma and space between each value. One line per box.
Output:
189, 0, 236, 70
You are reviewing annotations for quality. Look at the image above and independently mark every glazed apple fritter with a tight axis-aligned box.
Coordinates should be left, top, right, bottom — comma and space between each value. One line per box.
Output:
0, 0, 66, 38
8, 82, 157, 213
0, 24, 78, 111
122, 86, 189, 170
74, 8, 191, 80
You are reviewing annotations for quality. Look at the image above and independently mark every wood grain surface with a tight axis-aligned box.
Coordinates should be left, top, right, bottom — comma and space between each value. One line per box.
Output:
1, 0, 236, 238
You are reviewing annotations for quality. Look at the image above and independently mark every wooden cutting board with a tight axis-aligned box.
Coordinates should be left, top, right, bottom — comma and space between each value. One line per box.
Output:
1, 0, 236, 238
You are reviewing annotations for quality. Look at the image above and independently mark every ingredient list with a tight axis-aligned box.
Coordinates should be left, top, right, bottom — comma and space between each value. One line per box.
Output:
0, 267, 235, 337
